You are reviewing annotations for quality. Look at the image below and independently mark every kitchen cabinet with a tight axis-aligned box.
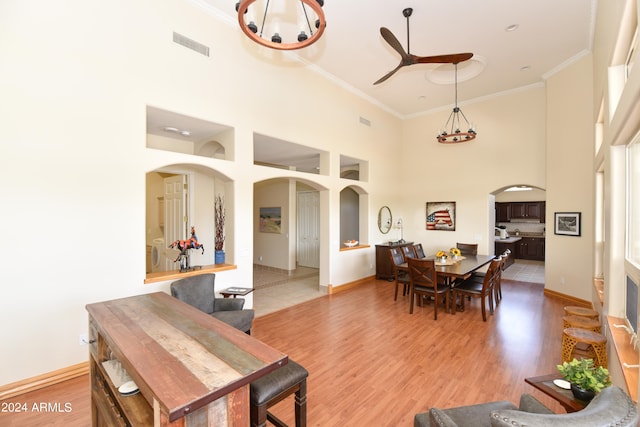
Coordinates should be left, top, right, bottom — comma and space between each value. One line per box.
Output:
495, 240, 516, 268
496, 201, 545, 223
516, 237, 545, 261
496, 203, 511, 222
375, 242, 414, 280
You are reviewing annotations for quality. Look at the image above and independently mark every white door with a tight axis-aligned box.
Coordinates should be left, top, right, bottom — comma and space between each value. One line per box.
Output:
297, 191, 320, 268
164, 175, 188, 271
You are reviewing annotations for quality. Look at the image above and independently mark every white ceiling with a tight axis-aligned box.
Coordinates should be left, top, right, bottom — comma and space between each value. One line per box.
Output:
149, 0, 596, 169
200, 0, 595, 117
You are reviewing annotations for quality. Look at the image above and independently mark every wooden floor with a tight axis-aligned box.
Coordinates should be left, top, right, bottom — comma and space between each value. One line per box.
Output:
0, 278, 575, 426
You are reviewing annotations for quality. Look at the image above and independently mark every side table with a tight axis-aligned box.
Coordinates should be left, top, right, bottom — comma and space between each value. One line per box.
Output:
525, 374, 587, 413
220, 287, 254, 298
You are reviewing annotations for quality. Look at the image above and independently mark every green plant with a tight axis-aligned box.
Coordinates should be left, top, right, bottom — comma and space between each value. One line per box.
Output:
214, 195, 225, 251
557, 358, 611, 392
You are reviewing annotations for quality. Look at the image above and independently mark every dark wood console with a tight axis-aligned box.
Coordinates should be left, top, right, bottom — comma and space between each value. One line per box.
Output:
375, 241, 414, 280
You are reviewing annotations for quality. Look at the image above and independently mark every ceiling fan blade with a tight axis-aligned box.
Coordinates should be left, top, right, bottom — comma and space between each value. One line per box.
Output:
414, 52, 474, 64
373, 63, 404, 85
380, 27, 411, 62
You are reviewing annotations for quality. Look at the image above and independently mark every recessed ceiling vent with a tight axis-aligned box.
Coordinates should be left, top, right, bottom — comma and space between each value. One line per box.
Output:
173, 32, 210, 57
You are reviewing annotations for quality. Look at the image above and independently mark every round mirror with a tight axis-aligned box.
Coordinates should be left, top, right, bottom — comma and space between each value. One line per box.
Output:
378, 206, 392, 234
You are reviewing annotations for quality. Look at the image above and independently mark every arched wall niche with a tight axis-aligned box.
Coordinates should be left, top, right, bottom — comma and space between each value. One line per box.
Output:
145, 163, 233, 275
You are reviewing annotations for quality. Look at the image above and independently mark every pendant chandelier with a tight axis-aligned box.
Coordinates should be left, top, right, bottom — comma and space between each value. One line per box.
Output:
436, 63, 477, 144
235, 0, 327, 50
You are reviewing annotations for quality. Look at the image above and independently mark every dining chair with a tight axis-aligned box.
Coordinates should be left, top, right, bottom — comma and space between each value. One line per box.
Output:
413, 243, 426, 259
456, 242, 478, 255
452, 257, 501, 321
494, 250, 509, 304
401, 244, 417, 260
407, 257, 449, 319
389, 247, 411, 301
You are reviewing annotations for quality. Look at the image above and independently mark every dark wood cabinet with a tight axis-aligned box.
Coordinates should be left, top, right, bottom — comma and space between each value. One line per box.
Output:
375, 242, 413, 280
516, 237, 545, 260
495, 241, 516, 268
496, 203, 511, 222
496, 201, 545, 223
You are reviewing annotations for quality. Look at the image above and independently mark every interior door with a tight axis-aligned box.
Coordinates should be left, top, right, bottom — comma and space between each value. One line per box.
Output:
297, 191, 320, 268
164, 175, 188, 271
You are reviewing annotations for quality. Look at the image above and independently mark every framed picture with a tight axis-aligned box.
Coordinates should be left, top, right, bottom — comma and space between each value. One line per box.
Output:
554, 212, 581, 236
259, 207, 282, 233
426, 201, 456, 231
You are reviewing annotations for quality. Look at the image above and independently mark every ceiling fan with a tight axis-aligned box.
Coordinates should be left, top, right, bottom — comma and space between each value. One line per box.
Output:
373, 8, 474, 85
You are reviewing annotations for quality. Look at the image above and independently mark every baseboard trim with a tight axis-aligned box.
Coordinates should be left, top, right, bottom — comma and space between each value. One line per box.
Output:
543, 288, 591, 306
0, 362, 89, 400
328, 275, 375, 294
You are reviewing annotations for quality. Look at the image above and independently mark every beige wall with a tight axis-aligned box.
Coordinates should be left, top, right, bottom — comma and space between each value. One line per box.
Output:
398, 87, 546, 255
0, 0, 631, 394
545, 55, 595, 300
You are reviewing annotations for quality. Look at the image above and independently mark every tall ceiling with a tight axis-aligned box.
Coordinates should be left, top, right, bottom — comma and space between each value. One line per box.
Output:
149, 1, 596, 170
199, 0, 596, 117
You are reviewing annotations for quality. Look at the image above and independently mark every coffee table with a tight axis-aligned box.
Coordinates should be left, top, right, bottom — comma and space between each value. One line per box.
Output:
220, 287, 254, 298
525, 374, 587, 412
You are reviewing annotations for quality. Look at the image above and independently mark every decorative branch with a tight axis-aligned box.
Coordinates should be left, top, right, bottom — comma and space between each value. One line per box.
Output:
215, 195, 225, 251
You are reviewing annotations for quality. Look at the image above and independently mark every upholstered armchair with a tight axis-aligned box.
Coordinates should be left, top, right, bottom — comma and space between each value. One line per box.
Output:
170, 273, 254, 334
415, 386, 637, 427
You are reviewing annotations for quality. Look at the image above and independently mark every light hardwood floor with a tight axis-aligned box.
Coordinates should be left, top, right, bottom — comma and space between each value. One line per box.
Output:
1, 277, 575, 426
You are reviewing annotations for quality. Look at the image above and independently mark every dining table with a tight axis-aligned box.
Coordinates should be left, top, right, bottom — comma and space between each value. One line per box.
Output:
398, 254, 496, 312
399, 254, 495, 286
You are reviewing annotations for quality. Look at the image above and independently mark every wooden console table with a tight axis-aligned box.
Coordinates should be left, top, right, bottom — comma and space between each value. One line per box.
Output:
86, 292, 287, 426
525, 374, 587, 413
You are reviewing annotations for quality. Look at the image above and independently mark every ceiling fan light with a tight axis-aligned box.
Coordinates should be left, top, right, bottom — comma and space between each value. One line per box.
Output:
247, 21, 258, 33
316, 0, 324, 6
315, 18, 320, 29
298, 31, 308, 42
271, 33, 282, 43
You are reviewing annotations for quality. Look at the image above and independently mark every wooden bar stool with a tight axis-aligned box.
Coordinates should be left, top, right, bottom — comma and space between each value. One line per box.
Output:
562, 315, 601, 333
564, 305, 599, 320
561, 327, 607, 368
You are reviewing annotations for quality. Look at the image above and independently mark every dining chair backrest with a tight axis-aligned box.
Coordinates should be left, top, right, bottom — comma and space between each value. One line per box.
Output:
486, 257, 502, 289
456, 242, 478, 256
407, 257, 437, 289
389, 247, 405, 267
413, 243, 426, 259
401, 245, 417, 261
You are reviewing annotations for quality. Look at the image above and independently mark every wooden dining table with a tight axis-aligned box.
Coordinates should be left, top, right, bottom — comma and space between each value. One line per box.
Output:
399, 254, 495, 286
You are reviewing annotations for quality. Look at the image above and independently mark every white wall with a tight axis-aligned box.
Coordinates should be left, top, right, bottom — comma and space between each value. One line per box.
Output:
0, 0, 402, 385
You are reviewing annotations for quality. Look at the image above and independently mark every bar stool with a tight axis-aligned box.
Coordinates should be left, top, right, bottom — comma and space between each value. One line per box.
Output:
562, 315, 602, 333
561, 327, 608, 368
564, 305, 599, 320
250, 359, 308, 427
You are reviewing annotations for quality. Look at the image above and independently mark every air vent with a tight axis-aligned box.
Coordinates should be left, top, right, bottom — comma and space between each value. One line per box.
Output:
173, 32, 210, 57
359, 116, 371, 127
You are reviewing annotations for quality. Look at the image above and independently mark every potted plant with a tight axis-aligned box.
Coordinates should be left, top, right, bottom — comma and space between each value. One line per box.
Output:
557, 358, 611, 402
214, 194, 225, 264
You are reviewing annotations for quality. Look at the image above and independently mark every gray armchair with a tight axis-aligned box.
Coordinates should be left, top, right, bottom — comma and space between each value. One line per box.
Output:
170, 274, 254, 334
415, 386, 638, 427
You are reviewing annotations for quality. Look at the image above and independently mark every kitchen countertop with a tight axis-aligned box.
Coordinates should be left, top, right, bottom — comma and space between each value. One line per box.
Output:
495, 236, 522, 243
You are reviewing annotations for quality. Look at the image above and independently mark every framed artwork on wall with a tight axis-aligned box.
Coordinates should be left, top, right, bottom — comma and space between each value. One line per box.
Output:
259, 207, 281, 233
426, 201, 456, 231
554, 212, 581, 236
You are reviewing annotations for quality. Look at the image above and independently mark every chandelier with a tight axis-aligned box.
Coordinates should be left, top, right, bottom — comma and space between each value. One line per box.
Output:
436, 63, 477, 144
235, 0, 327, 50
